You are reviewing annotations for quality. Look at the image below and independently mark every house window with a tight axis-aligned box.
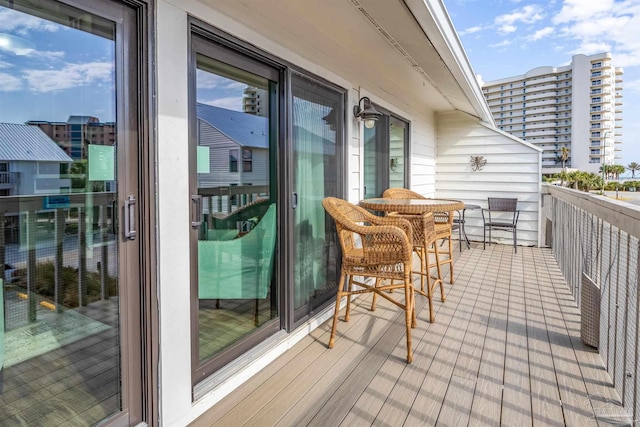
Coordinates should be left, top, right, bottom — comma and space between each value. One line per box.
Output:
363, 104, 409, 199
242, 148, 252, 172
229, 149, 238, 172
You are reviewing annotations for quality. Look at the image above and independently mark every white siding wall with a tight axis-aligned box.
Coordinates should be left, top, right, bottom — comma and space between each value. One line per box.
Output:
435, 111, 542, 247
410, 114, 437, 196
198, 120, 240, 186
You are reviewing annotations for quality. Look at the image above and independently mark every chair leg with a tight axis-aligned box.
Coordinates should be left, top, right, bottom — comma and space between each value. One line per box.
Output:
423, 250, 435, 323
446, 237, 454, 284
328, 273, 346, 349
434, 246, 445, 303
345, 275, 354, 322
483, 226, 486, 250
514, 229, 517, 253
370, 278, 380, 312
403, 269, 413, 363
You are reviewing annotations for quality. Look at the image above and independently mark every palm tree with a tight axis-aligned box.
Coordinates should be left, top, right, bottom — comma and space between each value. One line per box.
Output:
560, 146, 569, 186
612, 164, 625, 181
628, 162, 640, 179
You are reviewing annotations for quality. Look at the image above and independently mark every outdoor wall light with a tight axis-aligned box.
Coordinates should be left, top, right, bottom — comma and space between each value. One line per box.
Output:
353, 96, 381, 129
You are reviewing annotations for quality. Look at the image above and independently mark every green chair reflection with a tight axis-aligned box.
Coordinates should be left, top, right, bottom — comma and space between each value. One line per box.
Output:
198, 203, 277, 302
1, 278, 4, 393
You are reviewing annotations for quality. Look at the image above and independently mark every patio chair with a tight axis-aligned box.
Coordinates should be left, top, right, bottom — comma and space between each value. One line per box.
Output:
378, 212, 444, 323
198, 203, 277, 300
482, 197, 519, 252
1, 278, 4, 393
382, 188, 455, 284
206, 197, 271, 241
322, 197, 416, 363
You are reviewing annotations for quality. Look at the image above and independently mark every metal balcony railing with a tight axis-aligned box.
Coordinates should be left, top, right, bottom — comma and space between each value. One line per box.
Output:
0, 171, 18, 184
543, 184, 640, 421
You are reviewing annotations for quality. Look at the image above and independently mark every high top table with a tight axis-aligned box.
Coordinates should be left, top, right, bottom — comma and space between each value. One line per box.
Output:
359, 198, 465, 215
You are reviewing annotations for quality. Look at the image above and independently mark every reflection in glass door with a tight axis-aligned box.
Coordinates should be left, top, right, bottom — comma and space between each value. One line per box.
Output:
192, 41, 278, 375
0, 0, 144, 425
291, 74, 343, 322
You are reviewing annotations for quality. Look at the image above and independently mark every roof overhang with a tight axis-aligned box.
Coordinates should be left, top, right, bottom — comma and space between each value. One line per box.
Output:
197, 0, 493, 122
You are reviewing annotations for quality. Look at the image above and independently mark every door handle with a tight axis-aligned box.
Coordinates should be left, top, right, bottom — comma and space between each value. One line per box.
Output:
124, 195, 136, 240
291, 192, 298, 209
192, 195, 203, 228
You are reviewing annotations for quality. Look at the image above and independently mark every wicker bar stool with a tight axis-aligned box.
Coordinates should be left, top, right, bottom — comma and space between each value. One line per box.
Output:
322, 197, 417, 363
382, 188, 455, 284
386, 211, 445, 323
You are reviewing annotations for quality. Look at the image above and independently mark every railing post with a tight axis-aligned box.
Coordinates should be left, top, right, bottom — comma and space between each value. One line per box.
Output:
100, 205, 109, 300
27, 210, 37, 322
78, 208, 87, 307
55, 208, 65, 312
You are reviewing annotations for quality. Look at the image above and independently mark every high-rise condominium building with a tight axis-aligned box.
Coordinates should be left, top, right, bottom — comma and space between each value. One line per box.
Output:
26, 116, 116, 160
482, 52, 623, 175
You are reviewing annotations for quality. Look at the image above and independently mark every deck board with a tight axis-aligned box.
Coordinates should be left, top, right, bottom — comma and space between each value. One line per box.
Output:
190, 244, 631, 427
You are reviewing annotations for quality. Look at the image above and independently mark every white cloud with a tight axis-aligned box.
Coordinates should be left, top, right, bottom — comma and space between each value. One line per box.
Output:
0, 9, 61, 35
460, 25, 483, 36
489, 40, 513, 48
23, 61, 113, 93
528, 26, 555, 41
552, 0, 640, 68
196, 69, 245, 91
201, 97, 243, 111
553, 0, 616, 24
0, 60, 13, 69
0, 72, 21, 91
25, 50, 65, 61
498, 24, 517, 34
495, 5, 545, 26
225, 81, 246, 90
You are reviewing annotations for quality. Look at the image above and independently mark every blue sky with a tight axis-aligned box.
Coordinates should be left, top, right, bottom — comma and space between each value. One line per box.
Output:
0, 7, 115, 124
445, 0, 640, 168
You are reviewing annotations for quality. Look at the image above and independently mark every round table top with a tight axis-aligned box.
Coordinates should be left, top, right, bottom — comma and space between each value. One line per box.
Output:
359, 198, 465, 214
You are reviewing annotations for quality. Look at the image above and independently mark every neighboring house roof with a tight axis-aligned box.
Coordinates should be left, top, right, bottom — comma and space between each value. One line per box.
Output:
197, 103, 268, 149
0, 123, 73, 162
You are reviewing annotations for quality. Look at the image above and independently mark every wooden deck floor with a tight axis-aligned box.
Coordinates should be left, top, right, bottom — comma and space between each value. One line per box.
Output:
191, 244, 631, 427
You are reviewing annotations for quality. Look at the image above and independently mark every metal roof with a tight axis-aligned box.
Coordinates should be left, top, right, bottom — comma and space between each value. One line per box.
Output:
0, 123, 73, 162
197, 103, 268, 149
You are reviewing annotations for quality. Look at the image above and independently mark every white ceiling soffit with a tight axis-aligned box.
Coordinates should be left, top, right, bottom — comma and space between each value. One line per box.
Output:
196, 0, 490, 119
356, 0, 494, 122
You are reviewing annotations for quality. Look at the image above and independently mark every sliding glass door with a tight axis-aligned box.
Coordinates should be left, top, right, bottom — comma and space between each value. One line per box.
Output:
191, 34, 280, 378
291, 73, 343, 323
189, 29, 346, 380
0, 0, 147, 424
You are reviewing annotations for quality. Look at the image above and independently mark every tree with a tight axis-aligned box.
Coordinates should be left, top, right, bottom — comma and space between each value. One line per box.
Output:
628, 162, 640, 179
566, 171, 601, 192
612, 164, 625, 180
560, 146, 569, 186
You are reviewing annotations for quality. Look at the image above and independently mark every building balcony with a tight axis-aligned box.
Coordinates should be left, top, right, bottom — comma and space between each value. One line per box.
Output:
0, 171, 18, 185
191, 187, 639, 427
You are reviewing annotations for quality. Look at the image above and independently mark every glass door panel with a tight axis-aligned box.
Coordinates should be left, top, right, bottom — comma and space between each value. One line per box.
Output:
0, 0, 142, 424
194, 53, 278, 365
362, 107, 408, 199
291, 74, 342, 322
389, 116, 408, 189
